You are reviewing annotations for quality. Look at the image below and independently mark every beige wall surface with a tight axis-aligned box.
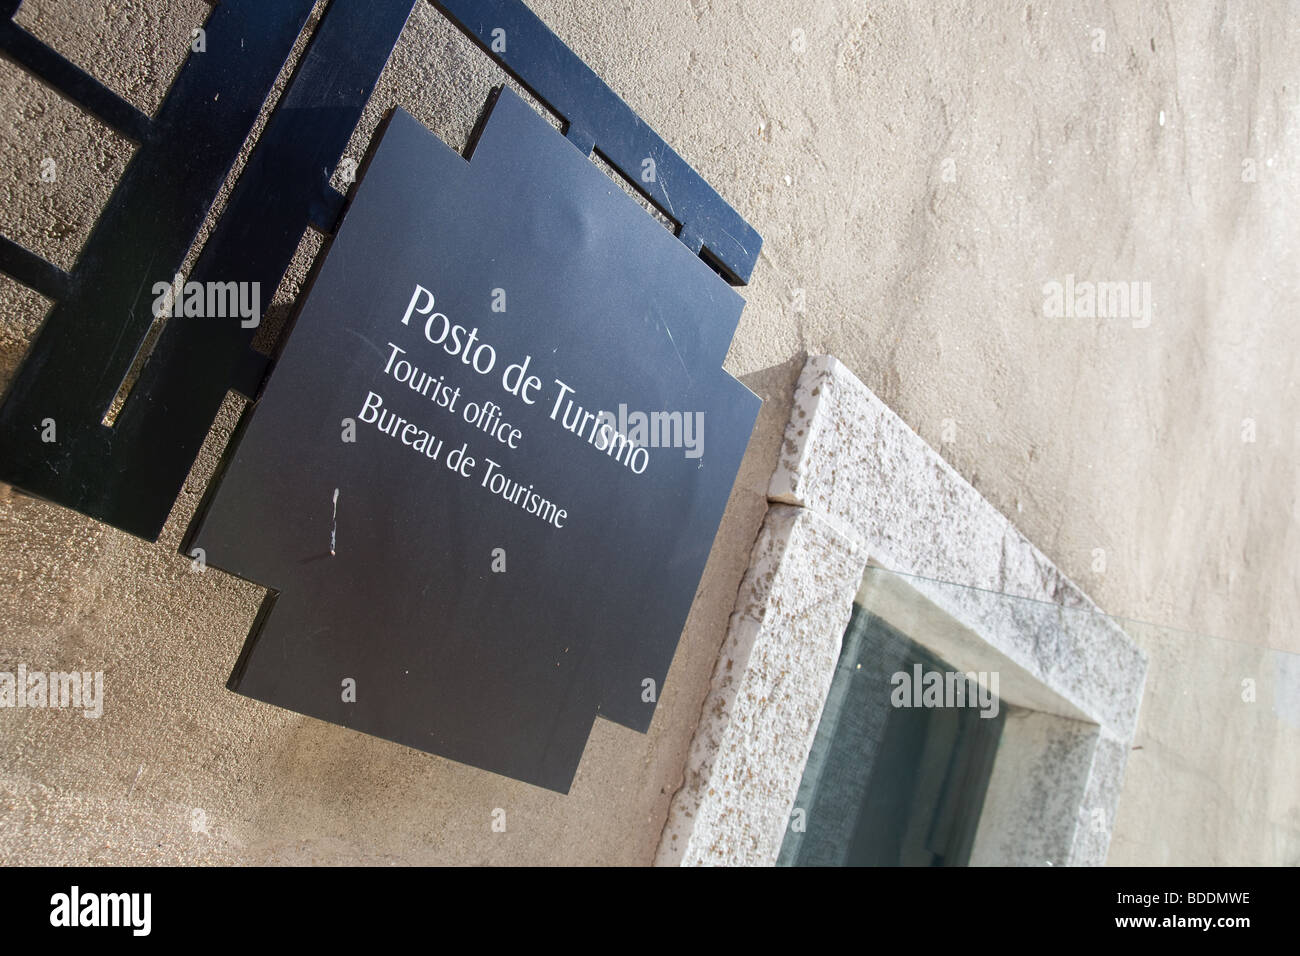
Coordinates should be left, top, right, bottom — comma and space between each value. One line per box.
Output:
1, 0, 1296, 865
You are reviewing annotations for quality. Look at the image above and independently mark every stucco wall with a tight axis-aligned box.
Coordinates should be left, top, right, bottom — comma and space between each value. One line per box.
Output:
1, 0, 1296, 864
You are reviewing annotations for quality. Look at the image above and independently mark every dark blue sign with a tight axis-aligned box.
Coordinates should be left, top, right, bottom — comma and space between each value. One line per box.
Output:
188, 88, 759, 791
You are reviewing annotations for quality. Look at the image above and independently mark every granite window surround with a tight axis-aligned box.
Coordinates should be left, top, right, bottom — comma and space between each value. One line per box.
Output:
656, 355, 1148, 867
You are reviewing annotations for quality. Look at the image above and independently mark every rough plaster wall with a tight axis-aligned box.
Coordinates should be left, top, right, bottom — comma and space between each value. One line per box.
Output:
1, 0, 1297, 864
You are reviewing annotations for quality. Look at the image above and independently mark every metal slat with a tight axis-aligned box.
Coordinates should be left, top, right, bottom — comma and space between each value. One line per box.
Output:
432, 0, 762, 285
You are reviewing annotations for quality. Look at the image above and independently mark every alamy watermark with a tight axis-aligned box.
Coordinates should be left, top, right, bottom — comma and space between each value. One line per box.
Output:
593, 404, 705, 460
0, 665, 103, 718
890, 664, 999, 719
1043, 274, 1152, 329
50, 887, 150, 936
151, 272, 261, 328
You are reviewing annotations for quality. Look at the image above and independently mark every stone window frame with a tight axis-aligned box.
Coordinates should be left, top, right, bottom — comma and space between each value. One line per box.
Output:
656, 355, 1147, 866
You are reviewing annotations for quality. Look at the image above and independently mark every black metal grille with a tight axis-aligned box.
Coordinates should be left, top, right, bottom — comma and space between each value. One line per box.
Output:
0, 0, 760, 541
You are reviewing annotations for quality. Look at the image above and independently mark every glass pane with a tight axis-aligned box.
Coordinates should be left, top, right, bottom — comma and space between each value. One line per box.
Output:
778, 567, 1299, 866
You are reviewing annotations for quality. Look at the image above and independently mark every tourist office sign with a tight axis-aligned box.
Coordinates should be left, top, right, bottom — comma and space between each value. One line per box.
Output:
186, 89, 760, 791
